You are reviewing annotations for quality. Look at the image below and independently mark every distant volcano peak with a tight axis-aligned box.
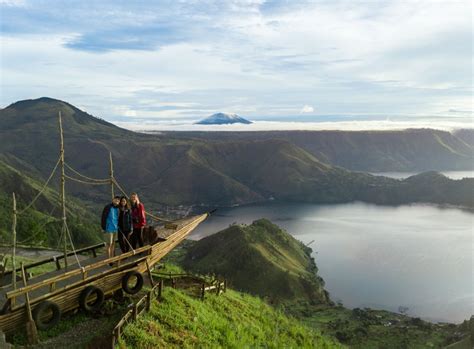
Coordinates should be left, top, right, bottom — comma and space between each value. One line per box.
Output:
195, 112, 252, 125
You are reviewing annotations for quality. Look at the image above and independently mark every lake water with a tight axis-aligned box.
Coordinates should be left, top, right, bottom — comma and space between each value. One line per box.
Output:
372, 171, 474, 180
190, 202, 473, 323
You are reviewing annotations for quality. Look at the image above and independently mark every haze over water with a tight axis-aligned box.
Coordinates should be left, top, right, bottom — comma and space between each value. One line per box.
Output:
190, 201, 473, 323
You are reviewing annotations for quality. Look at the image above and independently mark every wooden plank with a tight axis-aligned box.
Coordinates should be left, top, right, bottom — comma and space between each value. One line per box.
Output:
6, 246, 151, 299
4, 243, 106, 277
10, 256, 148, 311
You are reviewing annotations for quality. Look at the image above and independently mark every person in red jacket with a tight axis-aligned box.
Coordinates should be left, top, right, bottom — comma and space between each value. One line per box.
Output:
130, 192, 146, 248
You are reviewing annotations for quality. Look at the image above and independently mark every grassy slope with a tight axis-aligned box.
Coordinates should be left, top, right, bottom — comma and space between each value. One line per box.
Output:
182, 219, 329, 303
121, 287, 342, 349
4, 247, 467, 349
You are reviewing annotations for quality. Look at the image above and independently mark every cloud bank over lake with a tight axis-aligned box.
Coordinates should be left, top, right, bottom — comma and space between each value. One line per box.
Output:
115, 119, 473, 132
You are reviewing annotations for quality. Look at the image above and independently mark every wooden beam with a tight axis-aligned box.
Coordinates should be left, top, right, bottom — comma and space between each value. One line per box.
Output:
6, 246, 151, 299
58, 111, 68, 270
20, 263, 38, 345
11, 193, 17, 291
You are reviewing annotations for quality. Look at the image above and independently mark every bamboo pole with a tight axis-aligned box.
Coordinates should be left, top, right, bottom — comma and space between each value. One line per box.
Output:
12, 192, 17, 290
109, 152, 114, 199
21, 262, 39, 344
58, 111, 68, 270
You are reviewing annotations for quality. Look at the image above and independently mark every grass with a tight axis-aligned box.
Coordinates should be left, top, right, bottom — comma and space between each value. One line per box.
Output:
120, 287, 343, 349
3, 255, 56, 275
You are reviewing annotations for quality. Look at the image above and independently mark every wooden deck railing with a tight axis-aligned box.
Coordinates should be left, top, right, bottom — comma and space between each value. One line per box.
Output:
111, 274, 227, 347
2, 242, 106, 279
5, 246, 152, 311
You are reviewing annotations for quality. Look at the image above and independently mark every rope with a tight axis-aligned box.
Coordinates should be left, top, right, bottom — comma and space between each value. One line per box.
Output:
18, 157, 61, 215
145, 211, 173, 223
64, 174, 109, 185
64, 162, 110, 183
118, 227, 136, 254
18, 192, 62, 245
112, 178, 173, 223
56, 227, 65, 251
65, 223, 82, 268
112, 178, 129, 199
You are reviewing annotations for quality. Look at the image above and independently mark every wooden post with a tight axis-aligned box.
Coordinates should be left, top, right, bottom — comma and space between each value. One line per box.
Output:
11, 193, 17, 290
111, 332, 116, 349
132, 304, 138, 321
109, 152, 114, 199
58, 111, 68, 270
158, 279, 163, 299
470, 315, 473, 345
21, 263, 38, 345
53, 256, 61, 270
201, 283, 205, 300
223, 279, 227, 293
145, 260, 154, 287
146, 291, 152, 311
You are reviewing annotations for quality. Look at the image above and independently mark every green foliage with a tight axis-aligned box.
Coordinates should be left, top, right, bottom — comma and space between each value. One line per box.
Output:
0, 159, 102, 249
121, 287, 342, 349
283, 301, 468, 349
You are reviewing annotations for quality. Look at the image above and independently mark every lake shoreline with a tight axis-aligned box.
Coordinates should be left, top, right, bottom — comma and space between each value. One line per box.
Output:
188, 201, 473, 324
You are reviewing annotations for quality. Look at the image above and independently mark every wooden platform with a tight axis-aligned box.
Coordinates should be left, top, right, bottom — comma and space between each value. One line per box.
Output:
0, 214, 208, 334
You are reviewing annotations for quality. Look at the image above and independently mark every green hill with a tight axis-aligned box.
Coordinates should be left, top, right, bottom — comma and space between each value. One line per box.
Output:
0, 97, 472, 210
181, 219, 329, 303
121, 287, 342, 349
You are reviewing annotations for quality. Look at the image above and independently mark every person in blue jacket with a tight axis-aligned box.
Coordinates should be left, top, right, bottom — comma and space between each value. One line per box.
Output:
101, 196, 120, 259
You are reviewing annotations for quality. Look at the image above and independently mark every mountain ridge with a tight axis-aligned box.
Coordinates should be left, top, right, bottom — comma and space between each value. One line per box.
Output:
195, 112, 252, 125
0, 97, 472, 210
163, 129, 474, 171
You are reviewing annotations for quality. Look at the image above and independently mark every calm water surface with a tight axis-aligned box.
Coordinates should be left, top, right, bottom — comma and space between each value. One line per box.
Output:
190, 202, 473, 323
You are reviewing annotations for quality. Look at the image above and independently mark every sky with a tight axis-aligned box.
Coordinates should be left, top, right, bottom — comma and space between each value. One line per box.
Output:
0, 0, 472, 131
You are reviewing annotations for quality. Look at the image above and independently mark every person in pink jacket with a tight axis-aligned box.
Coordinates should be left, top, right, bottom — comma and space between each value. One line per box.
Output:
130, 192, 146, 248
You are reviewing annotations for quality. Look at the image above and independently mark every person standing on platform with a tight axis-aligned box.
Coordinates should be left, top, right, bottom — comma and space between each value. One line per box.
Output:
130, 192, 146, 248
101, 196, 120, 258
118, 196, 132, 253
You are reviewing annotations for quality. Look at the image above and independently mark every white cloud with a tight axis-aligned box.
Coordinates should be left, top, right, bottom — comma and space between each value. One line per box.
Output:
0, 0, 26, 6
0, 0, 472, 127
115, 120, 473, 133
300, 105, 314, 113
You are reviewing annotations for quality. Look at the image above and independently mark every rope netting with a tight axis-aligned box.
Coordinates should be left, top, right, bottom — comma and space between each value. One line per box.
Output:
64, 162, 109, 183
11, 155, 174, 274
17, 157, 61, 215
